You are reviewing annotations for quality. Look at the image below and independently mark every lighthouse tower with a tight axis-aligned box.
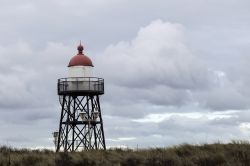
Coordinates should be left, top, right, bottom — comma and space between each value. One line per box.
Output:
56, 43, 106, 152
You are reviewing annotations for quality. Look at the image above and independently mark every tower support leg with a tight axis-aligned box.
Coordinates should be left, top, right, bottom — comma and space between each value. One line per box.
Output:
57, 95, 106, 152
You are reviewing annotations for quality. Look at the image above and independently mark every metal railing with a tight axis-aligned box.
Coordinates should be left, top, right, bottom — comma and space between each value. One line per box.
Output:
58, 77, 104, 95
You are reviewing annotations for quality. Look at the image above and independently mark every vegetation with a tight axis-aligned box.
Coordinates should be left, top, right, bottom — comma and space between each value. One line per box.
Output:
0, 141, 250, 166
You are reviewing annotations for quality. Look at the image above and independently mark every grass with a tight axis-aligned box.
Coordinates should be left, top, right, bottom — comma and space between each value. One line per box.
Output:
0, 140, 250, 166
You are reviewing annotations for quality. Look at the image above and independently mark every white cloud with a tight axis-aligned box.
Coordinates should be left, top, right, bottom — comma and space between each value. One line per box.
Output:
95, 19, 250, 112
133, 110, 237, 123
96, 20, 216, 110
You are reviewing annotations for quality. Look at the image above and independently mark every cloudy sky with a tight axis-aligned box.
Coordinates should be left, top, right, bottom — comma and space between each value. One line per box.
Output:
0, 0, 250, 149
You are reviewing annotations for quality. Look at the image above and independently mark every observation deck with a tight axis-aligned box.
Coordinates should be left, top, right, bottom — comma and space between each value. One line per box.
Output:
57, 77, 104, 95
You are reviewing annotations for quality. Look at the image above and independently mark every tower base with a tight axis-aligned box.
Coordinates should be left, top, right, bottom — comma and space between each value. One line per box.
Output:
56, 95, 106, 152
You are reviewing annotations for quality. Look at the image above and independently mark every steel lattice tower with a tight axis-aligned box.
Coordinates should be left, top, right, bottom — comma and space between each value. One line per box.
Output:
54, 43, 106, 152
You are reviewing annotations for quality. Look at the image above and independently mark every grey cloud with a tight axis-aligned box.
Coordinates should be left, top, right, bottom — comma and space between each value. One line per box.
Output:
209, 117, 239, 126
104, 110, 250, 148
195, 88, 250, 111
155, 116, 244, 145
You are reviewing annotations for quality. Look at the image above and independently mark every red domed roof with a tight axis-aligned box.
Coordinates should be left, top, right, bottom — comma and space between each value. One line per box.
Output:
68, 43, 94, 67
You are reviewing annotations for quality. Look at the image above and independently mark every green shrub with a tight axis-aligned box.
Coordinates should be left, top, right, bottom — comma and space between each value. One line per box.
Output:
194, 153, 226, 166
55, 153, 74, 166
0, 141, 250, 166
20, 154, 42, 166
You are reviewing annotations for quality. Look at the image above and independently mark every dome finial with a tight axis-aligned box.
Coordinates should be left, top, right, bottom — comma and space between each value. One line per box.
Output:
77, 41, 84, 54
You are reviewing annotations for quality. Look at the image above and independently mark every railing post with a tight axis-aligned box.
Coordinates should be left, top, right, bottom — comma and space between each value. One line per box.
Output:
103, 80, 104, 93
77, 77, 78, 91
65, 78, 67, 91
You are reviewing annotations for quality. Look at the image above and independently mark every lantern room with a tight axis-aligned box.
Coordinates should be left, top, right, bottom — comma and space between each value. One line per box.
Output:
68, 43, 94, 77
57, 43, 104, 95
